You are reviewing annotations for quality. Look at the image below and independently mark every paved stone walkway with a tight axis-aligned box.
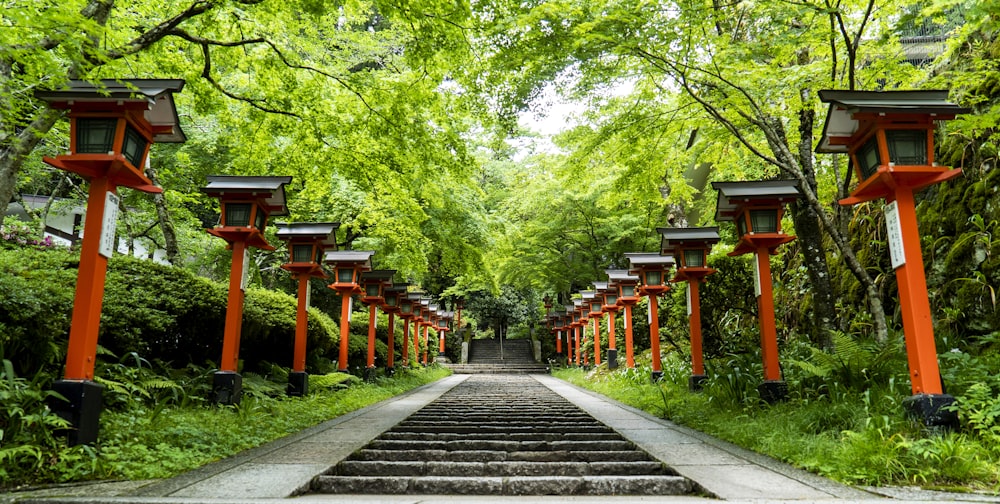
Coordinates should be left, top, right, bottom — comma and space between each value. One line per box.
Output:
3, 374, 994, 503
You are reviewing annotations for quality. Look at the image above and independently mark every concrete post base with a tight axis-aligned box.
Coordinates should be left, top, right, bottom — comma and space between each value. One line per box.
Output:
758, 380, 788, 404
385, 366, 395, 377
287, 371, 308, 397
651, 370, 663, 383
904, 393, 958, 430
212, 371, 242, 405
363, 366, 377, 383
607, 349, 618, 370
689, 374, 708, 392
50, 380, 104, 446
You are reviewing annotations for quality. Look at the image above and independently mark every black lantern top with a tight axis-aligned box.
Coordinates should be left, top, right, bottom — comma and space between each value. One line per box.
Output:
325, 250, 375, 291
606, 268, 640, 304
625, 252, 674, 295
713, 180, 802, 255
35, 79, 187, 193
816, 90, 969, 205
276, 222, 339, 271
382, 284, 409, 313
658, 226, 720, 270
360, 270, 395, 304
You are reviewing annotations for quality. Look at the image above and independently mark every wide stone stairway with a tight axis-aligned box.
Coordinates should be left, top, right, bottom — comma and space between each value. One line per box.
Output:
311, 375, 696, 496
448, 338, 549, 374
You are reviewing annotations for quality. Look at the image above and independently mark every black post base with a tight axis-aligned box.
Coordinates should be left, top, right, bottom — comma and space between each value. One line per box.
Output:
689, 374, 708, 392
607, 349, 618, 370
385, 366, 395, 377
651, 370, 664, 383
49, 380, 104, 446
287, 371, 308, 397
758, 380, 788, 404
212, 372, 242, 405
363, 366, 376, 383
904, 393, 958, 430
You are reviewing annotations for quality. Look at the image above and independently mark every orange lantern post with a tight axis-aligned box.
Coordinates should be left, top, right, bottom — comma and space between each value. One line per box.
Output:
203, 175, 291, 405
276, 222, 339, 396
382, 285, 408, 375
406, 294, 425, 366
397, 292, 415, 367
597, 280, 621, 370
581, 290, 602, 366
423, 302, 436, 365
608, 269, 641, 369
325, 251, 375, 373
817, 90, 968, 427
713, 180, 801, 403
659, 227, 720, 391
37, 79, 186, 445
626, 253, 675, 382
561, 306, 575, 365
572, 300, 584, 365
436, 311, 453, 362
360, 270, 395, 382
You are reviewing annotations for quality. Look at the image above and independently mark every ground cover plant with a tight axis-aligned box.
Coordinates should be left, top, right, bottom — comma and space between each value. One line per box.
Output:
1, 358, 450, 489
554, 344, 1000, 493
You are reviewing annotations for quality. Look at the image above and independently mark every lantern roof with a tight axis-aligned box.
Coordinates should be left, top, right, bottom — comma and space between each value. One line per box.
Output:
712, 179, 802, 221
657, 226, 720, 252
605, 269, 639, 285
816, 89, 970, 154
592, 281, 609, 293
35, 79, 188, 143
201, 175, 292, 216
360, 269, 395, 284
625, 252, 675, 270
580, 290, 596, 301
275, 222, 339, 248
324, 250, 375, 268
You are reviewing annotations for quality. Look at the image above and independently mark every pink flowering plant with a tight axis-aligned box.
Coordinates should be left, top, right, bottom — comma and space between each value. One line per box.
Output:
0, 218, 56, 250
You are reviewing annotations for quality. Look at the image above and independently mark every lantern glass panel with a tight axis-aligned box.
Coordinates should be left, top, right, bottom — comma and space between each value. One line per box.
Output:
750, 209, 778, 233
684, 249, 704, 267
605, 293, 618, 306
224, 203, 252, 227
292, 244, 313, 263
886, 129, 927, 166
337, 267, 354, 284
254, 208, 266, 231
121, 125, 147, 168
401, 301, 413, 314
590, 301, 602, 313
385, 294, 398, 307
736, 216, 747, 237
645, 270, 662, 286
857, 136, 881, 180
365, 283, 381, 297
621, 284, 636, 297
76, 118, 117, 154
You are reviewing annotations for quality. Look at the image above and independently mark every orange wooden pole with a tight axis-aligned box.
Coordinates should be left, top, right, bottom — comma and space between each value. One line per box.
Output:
689, 280, 705, 376
556, 328, 562, 354
387, 312, 395, 369
422, 326, 429, 364
892, 188, 944, 395
649, 295, 662, 375
592, 317, 602, 366
220, 240, 248, 372
337, 292, 351, 372
574, 325, 581, 365
292, 276, 309, 373
412, 319, 420, 366
63, 177, 114, 380
624, 304, 635, 369
401, 316, 410, 365
366, 303, 377, 369
439, 329, 446, 353
755, 247, 782, 382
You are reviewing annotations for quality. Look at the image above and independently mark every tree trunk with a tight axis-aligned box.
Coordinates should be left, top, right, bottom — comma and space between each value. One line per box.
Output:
145, 164, 180, 264
0, 109, 62, 227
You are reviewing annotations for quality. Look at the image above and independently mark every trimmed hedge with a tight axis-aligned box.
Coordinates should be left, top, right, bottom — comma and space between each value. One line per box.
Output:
0, 248, 389, 377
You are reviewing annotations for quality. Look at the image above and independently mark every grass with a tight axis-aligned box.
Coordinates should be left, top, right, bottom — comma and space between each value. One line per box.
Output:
553, 354, 1000, 492
8, 366, 451, 488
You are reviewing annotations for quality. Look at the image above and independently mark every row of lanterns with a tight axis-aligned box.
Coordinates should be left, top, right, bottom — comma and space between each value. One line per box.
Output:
33, 79, 457, 445
544, 89, 969, 429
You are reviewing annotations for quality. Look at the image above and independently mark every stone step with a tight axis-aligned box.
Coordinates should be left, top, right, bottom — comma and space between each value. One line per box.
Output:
387, 425, 615, 435
365, 439, 636, 452
379, 432, 621, 442
335, 460, 669, 477
349, 449, 655, 463
312, 475, 693, 495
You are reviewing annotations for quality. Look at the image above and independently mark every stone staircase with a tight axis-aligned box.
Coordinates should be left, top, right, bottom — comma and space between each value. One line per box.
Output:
449, 338, 549, 374
311, 375, 695, 496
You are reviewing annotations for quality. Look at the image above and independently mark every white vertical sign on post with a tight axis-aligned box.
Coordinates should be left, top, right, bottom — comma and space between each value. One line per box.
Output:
885, 200, 906, 270
98, 192, 120, 258
753, 254, 762, 298
240, 247, 250, 291
686, 283, 692, 316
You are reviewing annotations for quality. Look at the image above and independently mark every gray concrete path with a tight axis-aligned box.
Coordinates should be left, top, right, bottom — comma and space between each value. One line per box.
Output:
5, 373, 995, 504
